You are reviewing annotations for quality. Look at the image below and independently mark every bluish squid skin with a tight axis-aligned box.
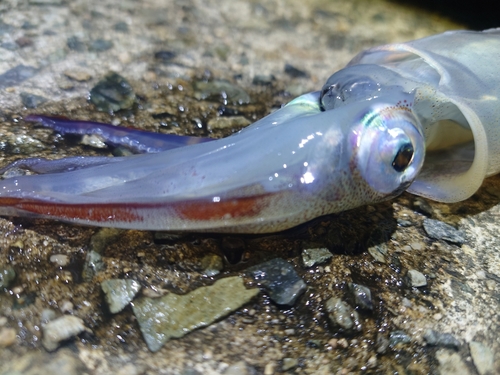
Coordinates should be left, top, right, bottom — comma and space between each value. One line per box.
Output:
0, 29, 499, 233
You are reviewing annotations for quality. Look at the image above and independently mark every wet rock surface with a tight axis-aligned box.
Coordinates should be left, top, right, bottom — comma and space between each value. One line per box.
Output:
0, 0, 499, 374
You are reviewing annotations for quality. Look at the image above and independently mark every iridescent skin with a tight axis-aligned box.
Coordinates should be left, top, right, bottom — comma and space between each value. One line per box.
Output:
0, 29, 498, 233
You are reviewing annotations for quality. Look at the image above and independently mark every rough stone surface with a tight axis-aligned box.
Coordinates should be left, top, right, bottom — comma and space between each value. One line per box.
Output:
470, 341, 494, 375
42, 315, 87, 352
101, 279, 141, 313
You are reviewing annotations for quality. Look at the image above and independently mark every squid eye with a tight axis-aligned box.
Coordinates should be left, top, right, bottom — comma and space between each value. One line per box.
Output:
392, 143, 414, 172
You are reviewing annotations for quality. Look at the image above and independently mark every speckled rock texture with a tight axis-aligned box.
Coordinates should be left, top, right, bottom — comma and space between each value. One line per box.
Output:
1, 0, 499, 374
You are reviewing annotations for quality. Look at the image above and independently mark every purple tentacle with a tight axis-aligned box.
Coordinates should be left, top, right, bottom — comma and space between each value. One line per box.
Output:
25, 115, 214, 154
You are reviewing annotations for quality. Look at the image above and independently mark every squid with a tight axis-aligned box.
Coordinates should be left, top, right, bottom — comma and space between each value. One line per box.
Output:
0, 29, 499, 233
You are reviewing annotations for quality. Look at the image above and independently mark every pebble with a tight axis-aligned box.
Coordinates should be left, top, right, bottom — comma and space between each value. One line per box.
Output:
154, 50, 177, 62
325, 297, 361, 331
194, 80, 250, 105
66, 36, 86, 51
246, 258, 306, 305
423, 218, 466, 244
89, 39, 114, 52
207, 116, 250, 131
424, 329, 460, 349
389, 330, 411, 347
252, 74, 275, 85
367, 244, 387, 263
0, 327, 16, 347
132, 276, 259, 352
42, 315, 88, 351
0, 64, 38, 88
302, 247, 333, 268
284, 64, 309, 78
82, 250, 105, 281
469, 341, 494, 375
413, 198, 434, 215
0, 266, 16, 288
406, 269, 427, 287
20, 91, 47, 108
282, 357, 298, 371
50, 254, 70, 267
101, 279, 141, 313
436, 348, 470, 375
64, 69, 92, 82
89, 72, 135, 113
200, 254, 224, 277
349, 283, 373, 310
223, 361, 250, 375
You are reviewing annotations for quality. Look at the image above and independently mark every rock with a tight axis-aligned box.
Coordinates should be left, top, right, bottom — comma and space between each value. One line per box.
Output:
63, 69, 92, 82
89, 39, 114, 52
20, 92, 47, 108
413, 197, 434, 216
223, 361, 251, 375
284, 64, 309, 78
325, 297, 361, 331
0, 266, 16, 288
349, 283, 373, 310
407, 269, 427, 287
194, 80, 250, 105
424, 329, 460, 349
0, 348, 88, 374
367, 244, 387, 263
282, 357, 298, 371
389, 330, 411, 347
101, 279, 141, 313
207, 116, 250, 131
132, 276, 259, 352
302, 247, 333, 268
252, 74, 275, 86
436, 348, 471, 375
50, 254, 70, 267
0, 327, 16, 347
0, 65, 38, 88
154, 50, 177, 62
42, 315, 88, 351
66, 36, 86, 51
246, 258, 306, 305
82, 250, 105, 282
469, 341, 494, 375
423, 218, 466, 244
200, 254, 224, 277
89, 72, 135, 113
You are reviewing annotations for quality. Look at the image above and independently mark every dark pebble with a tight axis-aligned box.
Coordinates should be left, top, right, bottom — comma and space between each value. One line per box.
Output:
66, 36, 86, 51
89, 39, 114, 52
389, 330, 411, 346
423, 218, 466, 244
20, 92, 48, 108
284, 64, 309, 78
89, 72, 135, 113
0, 65, 38, 88
424, 329, 461, 349
252, 74, 275, 86
154, 50, 177, 62
246, 258, 306, 306
113, 22, 129, 32
349, 283, 373, 310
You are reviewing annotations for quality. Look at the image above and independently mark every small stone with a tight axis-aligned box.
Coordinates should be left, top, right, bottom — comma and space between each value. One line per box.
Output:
66, 36, 86, 51
423, 218, 466, 244
302, 247, 333, 268
82, 250, 105, 281
436, 348, 471, 375
0, 266, 16, 288
469, 341, 494, 375
200, 254, 224, 277
0, 65, 38, 88
89, 72, 135, 113
207, 116, 250, 131
424, 329, 461, 349
0, 327, 16, 347
89, 39, 114, 52
389, 330, 411, 347
154, 50, 177, 62
246, 258, 306, 305
282, 358, 298, 371
349, 283, 373, 310
407, 269, 427, 287
63, 69, 92, 82
132, 276, 259, 352
367, 244, 387, 263
113, 21, 129, 32
223, 361, 250, 375
325, 297, 361, 331
42, 315, 88, 351
50, 254, 70, 267
101, 279, 141, 313
252, 74, 275, 86
413, 197, 434, 215
194, 80, 250, 105
284, 64, 309, 78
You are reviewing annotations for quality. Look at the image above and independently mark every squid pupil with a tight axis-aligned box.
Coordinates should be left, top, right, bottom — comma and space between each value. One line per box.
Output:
392, 143, 414, 172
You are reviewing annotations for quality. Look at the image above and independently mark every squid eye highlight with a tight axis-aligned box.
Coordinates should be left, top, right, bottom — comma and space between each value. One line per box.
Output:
392, 143, 414, 172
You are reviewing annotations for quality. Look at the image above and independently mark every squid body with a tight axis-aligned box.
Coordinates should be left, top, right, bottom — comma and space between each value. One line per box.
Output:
0, 29, 499, 233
